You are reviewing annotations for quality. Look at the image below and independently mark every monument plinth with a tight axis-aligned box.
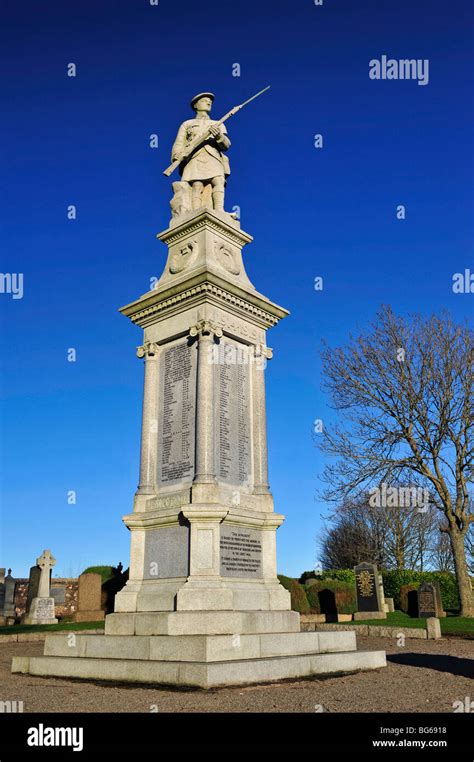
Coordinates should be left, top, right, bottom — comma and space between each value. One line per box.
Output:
13, 92, 385, 686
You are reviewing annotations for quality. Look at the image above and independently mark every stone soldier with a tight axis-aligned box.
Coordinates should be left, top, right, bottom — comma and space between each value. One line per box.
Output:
171, 92, 231, 213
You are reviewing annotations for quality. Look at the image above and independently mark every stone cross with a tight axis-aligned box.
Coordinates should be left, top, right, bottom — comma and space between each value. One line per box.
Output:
36, 550, 56, 598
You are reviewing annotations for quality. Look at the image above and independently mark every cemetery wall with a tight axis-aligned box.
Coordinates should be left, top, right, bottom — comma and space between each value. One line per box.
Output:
13, 578, 78, 618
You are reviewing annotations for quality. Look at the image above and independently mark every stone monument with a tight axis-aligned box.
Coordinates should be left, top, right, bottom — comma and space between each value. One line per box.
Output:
74, 573, 105, 622
417, 582, 445, 618
353, 563, 386, 620
0, 568, 5, 625
13, 91, 385, 686
21, 551, 58, 625
3, 569, 16, 624
24, 564, 42, 617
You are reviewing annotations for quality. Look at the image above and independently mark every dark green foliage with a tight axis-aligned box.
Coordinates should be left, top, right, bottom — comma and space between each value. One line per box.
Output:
381, 570, 461, 610
81, 566, 116, 584
305, 584, 321, 613
301, 568, 467, 611
278, 575, 310, 614
304, 578, 357, 615
299, 569, 357, 585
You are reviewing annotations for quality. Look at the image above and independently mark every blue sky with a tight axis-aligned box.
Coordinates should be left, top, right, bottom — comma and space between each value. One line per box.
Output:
1, 0, 473, 577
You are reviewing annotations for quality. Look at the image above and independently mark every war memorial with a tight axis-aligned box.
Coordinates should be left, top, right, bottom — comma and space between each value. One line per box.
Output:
12, 90, 386, 688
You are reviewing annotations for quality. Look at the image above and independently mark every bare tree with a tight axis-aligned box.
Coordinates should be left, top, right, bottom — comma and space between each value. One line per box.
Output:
318, 510, 383, 570
430, 531, 455, 573
320, 307, 473, 616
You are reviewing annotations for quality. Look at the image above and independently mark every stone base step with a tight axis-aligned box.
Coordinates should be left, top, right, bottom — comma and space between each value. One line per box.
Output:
42, 630, 357, 662
12, 649, 386, 688
104, 609, 300, 636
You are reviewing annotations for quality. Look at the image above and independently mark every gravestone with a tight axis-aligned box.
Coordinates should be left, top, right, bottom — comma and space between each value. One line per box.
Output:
417, 582, 439, 618
0, 568, 5, 625
13, 89, 386, 686
21, 550, 58, 625
50, 584, 66, 605
74, 573, 105, 622
385, 597, 395, 613
25, 565, 41, 613
353, 563, 386, 620
3, 570, 16, 622
378, 574, 388, 612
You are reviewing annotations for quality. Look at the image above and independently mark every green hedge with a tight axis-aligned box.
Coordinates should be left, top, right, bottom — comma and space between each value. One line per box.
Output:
278, 575, 310, 614
305, 584, 321, 613
305, 579, 357, 615
81, 566, 120, 584
279, 576, 357, 615
300, 569, 464, 611
381, 570, 460, 611
300, 569, 356, 585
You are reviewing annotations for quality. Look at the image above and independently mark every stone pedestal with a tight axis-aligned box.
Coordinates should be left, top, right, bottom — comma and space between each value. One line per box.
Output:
13, 209, 386, 686
22, 597, 57, 625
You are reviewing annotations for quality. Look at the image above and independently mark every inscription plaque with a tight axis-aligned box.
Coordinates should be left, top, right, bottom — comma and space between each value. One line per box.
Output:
215, 341, 251, 486
143, 525, 190, 579
34, 598, 55, 619
157, 341, 197, 485
220, 526, 263, 578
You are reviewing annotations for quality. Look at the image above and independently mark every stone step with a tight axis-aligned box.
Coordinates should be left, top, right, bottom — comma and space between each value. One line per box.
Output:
12, 649, 386, 688
104, 609, 301, 636
43, 630, 357, 662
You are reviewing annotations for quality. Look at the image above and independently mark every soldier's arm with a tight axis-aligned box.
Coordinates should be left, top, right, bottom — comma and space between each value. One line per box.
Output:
171, 123, 187, 162
214, 124, 231, 151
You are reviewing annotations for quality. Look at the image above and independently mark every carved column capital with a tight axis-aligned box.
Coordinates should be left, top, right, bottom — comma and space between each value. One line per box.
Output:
136, 341, 159, 359
254, 343, 273, 361
189, 319, 223, 339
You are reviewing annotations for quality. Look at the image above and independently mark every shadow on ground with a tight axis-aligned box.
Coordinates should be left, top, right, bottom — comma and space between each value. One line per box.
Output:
387, 652, 474, 679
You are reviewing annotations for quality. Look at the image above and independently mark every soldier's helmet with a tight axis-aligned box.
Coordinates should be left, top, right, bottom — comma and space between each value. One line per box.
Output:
190, 92, 215, 110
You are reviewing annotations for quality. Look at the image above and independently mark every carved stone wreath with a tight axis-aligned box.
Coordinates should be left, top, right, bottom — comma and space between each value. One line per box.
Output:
169, 240, 199, 273
214, 240, 241, 275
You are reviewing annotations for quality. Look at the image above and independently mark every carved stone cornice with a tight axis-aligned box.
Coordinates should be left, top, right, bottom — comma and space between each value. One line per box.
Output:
121, 276, 287, 330
158, 208, 252, 249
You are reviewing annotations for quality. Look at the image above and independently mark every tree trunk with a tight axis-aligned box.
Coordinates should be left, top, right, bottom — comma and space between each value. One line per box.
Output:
450, 528, 474, 617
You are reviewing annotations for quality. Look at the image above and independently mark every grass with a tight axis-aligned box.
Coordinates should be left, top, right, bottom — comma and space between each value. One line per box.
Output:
0, 620, 105, 635
334, 610, 474, 637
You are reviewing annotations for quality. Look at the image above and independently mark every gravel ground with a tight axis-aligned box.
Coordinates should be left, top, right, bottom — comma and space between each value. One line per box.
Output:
1, 636, 472, 713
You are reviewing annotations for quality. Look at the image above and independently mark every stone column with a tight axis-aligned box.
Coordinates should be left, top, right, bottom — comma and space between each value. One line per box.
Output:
252, 343, 273, 494
136, 341, 160, 495
190, 320, 222, 486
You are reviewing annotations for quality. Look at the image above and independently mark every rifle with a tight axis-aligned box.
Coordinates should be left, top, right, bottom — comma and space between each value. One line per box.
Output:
163, 86, 270, 177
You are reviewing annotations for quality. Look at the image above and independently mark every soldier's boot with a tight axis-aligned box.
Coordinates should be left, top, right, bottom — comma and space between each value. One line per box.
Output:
212, 189, 225, 213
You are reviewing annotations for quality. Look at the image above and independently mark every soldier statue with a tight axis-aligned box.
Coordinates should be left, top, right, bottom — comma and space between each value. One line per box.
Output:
170, 92, 230, 214
165, 87, 269, 220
